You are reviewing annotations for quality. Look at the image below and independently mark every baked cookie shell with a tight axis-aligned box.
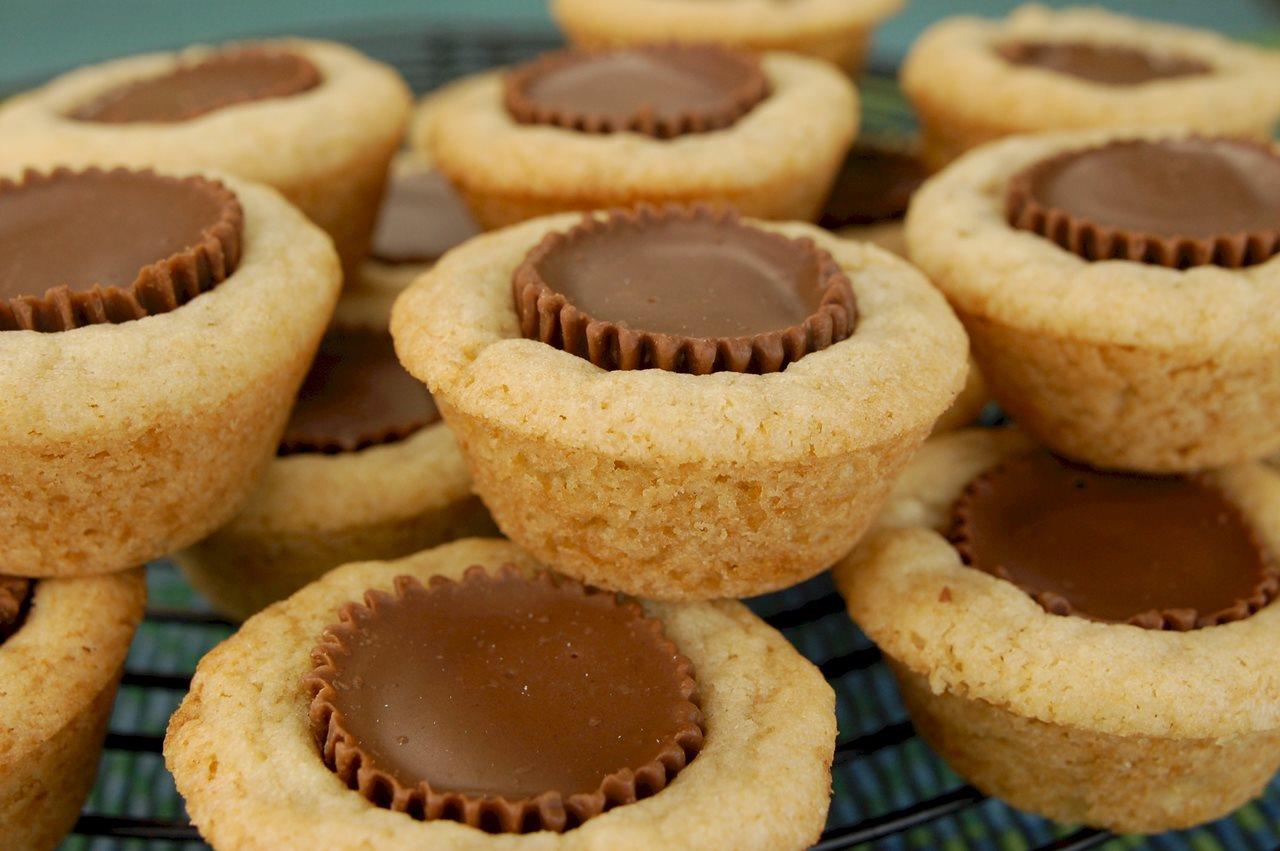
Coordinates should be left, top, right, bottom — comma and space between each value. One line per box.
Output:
393, 214, 967, 598
550, 0, 903, 74
0, 569, 145, 850
837, 429, 1280, 830
165, 538, 836, 851
907, 129, 1280, 471
0, 172, 341, 577
417, 53, 857, 228
902, 6, 1280, 168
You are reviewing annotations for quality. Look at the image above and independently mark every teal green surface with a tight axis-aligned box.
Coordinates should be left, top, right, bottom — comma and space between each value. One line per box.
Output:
4, 1, 1280, 88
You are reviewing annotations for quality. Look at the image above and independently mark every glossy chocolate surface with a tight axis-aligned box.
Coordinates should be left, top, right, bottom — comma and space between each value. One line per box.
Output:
997, 40, 1210, 85
279, 329, 439, 455
951, 451, 1275, 628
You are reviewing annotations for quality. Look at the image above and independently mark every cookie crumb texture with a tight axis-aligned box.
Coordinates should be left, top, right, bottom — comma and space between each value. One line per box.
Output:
895, 664, 1280, 833
450, 408, 927, 599
0, 571, 145, 850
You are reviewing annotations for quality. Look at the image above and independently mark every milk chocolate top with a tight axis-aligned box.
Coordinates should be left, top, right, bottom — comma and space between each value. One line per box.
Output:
71, 48, 321, 123
513, 205, 857, 373
279, 328, 440, 455
820, 141, 929, 229
0, 577, 32, 644
1007, 138, 1280, 267
950, 451, 1278, 630
0, 168, 243, 332
307, 568, 703, 833
505, 45, 769, 138
369, 169, 480, 265
996, 40, 1210, 85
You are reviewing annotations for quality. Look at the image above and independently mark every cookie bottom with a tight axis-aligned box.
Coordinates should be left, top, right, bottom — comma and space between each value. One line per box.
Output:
450, 402, 930, 600
894, 663, 1280, 833
1, 678, 119, 851
453, 162, 841, 231
959, 306, 1280, 471
176, 495, 495, 620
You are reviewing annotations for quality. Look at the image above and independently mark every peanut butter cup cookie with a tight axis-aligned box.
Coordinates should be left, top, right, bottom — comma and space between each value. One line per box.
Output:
551, 0, 902, 74
0, 40, 411, 275
175, 296, 493, 620
836, 428, 1280, 832
2, 568, 145, 850
416, 44, 857, 229
346, 152, 480, 324
908, 129, 1280, 471
0, 166, 340, 577
166, 538, 835, 849
392, 205, 967, 599
902, 5, 1280, 169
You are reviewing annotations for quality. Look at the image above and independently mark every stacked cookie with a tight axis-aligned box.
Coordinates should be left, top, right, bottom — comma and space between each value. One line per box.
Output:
0, 2, 1278, 848
834, 4, 1280, 836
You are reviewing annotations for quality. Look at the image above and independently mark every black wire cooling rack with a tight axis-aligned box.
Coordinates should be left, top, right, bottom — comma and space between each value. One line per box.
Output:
54, 24, 1280, 851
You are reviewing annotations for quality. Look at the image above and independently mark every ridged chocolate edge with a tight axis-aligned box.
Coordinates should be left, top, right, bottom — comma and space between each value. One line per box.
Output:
0, 576, 33, 644
276, 327, 440, 456
503, 44, 769, 139
512, 204, 858, 375
1006, 138, 1280, 269
0, 167, 244, 333
948, 455, 1280, 630
304, 565, 705, 834
70, 47, 322, 124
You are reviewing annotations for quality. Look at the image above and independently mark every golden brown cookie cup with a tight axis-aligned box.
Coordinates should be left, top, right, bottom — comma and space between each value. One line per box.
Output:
902, 6, 1280, 170
0, 173, 341, 578
0, 39, 411, 277
551, 0, 902, 74
174, 296, 494, 621
907, 129, 1280, 472
391, 213, 967, 600
165, 538, 835, 850
835, 428, 1280, 833
1, 569, 145, 850
415, 52, 857, 230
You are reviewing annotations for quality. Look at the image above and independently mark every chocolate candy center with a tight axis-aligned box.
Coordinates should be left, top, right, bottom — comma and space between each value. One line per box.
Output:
996, 41, 1210, 85
820, 142, 929, 229
0, 169, 235, 303
536, 214, 823, 338
369, 169, 480, 265
506, 46, 768, 138
951, 451, 1274, 628
0, 576, 31, 644
310, 569, 702, 832
71, 49, 321, 123
279, 329, 440, 455
1026, 138, 1280, 240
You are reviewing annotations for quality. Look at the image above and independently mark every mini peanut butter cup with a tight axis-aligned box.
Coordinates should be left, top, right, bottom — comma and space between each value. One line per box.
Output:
504, 44, 769, 138
820, 139, 929, 229
995, 41, 1210, 86
0, 576, 32, 643
306, 566, 703, 833
0, 167, 243, 333
513, 205, 857, 374
949, 451, 1278, 630
278, 327, 441, 455
70, 47, 321, 124
1006, 137, 1280, 268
